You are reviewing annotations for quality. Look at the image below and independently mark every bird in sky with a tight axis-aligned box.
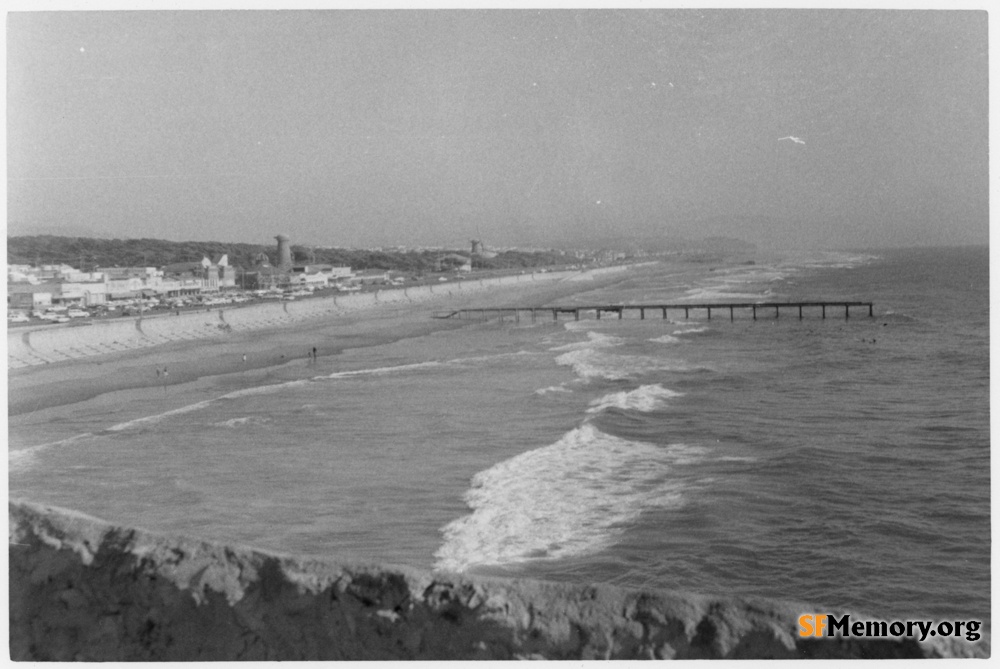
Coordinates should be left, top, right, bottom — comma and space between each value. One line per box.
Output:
778, 136, 806, 145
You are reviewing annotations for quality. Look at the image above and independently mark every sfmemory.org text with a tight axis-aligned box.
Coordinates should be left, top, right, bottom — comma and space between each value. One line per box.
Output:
799, 614, 982, 642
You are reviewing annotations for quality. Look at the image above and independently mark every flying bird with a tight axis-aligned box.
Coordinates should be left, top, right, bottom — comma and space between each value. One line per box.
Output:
778, 136, 806, 145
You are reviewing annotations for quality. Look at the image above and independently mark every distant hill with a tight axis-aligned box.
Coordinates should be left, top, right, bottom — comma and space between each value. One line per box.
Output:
573, 233, 757, 256
6, 235, 573, 274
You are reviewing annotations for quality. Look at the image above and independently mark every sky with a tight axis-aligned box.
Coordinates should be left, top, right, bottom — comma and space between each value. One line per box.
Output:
5, 7, 990, 250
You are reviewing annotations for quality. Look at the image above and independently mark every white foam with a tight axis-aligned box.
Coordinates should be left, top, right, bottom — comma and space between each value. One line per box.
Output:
222, 379, 312, 399
212, 416, 266, 428
681, 287, 772, 302
586, 384, 683, 414
8, 433, 96, 472
104, 400, 216, 432
435, 424, 703, 572
318, 360, 444, 380
649, 334, 680, 344
672, 326, 709, 335
535, 383, 573, 395
548, 331, 624, 352
555, 348, 688, 380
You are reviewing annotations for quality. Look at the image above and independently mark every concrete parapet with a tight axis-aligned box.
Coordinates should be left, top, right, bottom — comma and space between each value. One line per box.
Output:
283, 297, 337, 321
7, 267, 635, 369
9, 500, 980, 661
139, 311, 228, 344
374, 289, 408, 304
404, 285, 434, 302
24, 320, 152, 364
7, 331, 47, 368
336, 292, 378, 311
219, 302, 289, 332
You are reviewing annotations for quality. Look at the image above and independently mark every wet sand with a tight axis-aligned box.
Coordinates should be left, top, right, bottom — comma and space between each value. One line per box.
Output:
7, 268, 633, 419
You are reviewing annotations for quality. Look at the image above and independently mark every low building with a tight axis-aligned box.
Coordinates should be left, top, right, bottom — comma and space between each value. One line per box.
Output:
97, 266, 163, 281
162, 258, 220, 293
349, 269, 391, 286
436, 254, 472, 272
242, 265, 288, 291
8, 280, 105, 308
8, 285, 53, 310
58, 281, 108, 306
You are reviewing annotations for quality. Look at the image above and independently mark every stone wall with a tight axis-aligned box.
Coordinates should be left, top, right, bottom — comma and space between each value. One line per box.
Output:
9, 500, 978, 661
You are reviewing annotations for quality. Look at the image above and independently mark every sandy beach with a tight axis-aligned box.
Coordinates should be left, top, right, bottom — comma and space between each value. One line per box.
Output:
7, 266, 632, 423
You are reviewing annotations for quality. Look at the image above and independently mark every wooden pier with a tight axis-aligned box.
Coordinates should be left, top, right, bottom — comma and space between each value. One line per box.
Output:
433, 301, 874, 322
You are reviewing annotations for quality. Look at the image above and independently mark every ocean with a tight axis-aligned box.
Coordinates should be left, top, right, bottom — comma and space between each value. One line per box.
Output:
8, 246, 990, 641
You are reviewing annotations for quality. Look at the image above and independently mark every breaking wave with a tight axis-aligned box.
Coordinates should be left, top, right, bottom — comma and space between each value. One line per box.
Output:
434, 424, 703, 572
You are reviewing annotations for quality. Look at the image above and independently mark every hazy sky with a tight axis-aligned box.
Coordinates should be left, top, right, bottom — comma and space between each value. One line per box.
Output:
6, 8, 989, 250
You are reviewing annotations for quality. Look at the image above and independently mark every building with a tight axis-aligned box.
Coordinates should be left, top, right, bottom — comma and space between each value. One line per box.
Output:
436, 254, 472, 272
212, 254, 237, 288
349, 269, 391, 286
7, 280, 106, 308
161, 257, 222, 293
8, 285, 53, 311
287, 264, 353, 289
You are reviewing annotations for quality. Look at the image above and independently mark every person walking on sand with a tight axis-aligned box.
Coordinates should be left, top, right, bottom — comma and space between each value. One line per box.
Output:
312, 346, 318, 362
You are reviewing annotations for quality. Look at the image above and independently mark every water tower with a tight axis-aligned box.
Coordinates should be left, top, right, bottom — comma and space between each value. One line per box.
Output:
275, 235, 293, 269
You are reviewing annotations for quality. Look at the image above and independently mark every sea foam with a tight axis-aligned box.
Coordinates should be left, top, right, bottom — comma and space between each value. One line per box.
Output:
434, 424, 702, 572
555, 348, 688, 380
586, 384, 683, 414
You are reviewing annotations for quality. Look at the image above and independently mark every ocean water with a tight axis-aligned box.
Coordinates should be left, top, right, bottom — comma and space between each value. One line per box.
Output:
9, 247, 989, 640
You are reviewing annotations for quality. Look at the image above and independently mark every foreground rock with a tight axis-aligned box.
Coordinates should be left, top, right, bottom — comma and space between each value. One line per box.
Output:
9, 500, 979, 660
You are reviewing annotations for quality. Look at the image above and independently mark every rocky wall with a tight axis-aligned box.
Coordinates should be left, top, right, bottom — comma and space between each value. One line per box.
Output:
9, 500, 978, 661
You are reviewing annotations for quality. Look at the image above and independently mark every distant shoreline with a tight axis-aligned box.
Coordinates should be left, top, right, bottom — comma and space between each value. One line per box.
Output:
7, 264, 640, 419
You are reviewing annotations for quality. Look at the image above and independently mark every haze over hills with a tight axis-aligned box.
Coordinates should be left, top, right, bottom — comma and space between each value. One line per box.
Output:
7, 12, 987, 252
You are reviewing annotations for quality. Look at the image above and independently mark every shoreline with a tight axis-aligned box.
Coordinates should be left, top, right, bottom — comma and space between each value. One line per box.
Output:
7, 264, 641, 422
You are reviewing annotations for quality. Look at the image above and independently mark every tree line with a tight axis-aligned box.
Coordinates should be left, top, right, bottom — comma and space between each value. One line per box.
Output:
7, 235, 576, 274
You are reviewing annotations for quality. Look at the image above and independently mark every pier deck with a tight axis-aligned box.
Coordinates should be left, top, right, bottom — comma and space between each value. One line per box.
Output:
433, 301, 874, 322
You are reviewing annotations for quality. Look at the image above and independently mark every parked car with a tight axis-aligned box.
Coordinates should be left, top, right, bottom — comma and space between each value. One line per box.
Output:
8, 313, 30, 323
67, 309, 90, 318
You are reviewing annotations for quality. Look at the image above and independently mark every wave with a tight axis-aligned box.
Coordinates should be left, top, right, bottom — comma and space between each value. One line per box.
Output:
548, 331, 624, 352
8, 433, 95, 473
434, 424, 703, 572
212, 416, 270, 428
649, 334, 680, 344
555, 348, 690, 380
104, 400, 217, 432
318, 360, 444, 380
535, 383, 573, 395
12, 359, 458, 465
586, 384, 683, 414
681, 287, 779, 302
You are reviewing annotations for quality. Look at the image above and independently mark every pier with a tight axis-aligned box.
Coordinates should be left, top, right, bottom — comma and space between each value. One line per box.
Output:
433, 301, 874, 322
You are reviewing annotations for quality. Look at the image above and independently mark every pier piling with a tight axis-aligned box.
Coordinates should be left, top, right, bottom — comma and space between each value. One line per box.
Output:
436, 302, 873, 324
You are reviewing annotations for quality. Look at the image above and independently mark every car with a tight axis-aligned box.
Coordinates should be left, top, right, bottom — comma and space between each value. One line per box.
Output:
8, 313, 30, 323
67, 309, 90, 318
37, 313, 59, 321
53, 316, 71, 323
